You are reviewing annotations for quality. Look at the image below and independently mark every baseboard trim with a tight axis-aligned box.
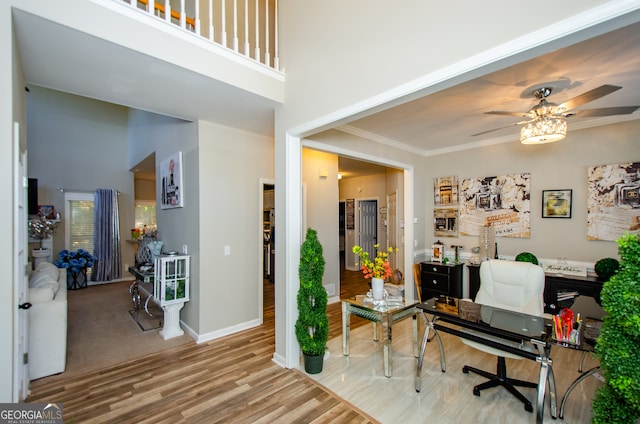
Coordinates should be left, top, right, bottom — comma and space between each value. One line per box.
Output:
194, 318, 261, 344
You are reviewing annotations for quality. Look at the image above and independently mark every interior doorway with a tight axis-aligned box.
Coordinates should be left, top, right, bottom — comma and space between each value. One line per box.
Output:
358, 199, 378, 260
260, 181, 275, 326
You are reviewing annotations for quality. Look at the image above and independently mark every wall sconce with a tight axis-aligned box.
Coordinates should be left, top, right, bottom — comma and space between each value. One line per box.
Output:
337, 173, 343, 180
319, 169, 328, 179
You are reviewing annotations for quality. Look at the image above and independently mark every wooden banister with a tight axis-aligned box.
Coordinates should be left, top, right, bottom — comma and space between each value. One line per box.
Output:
138, 0, 196, 29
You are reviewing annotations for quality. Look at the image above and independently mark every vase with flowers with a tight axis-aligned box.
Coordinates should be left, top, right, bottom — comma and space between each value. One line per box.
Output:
352, 244, 396, 300
56, 249, 96, 290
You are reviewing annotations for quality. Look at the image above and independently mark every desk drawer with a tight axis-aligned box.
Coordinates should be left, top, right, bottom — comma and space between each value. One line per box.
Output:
423, 263, 452, 276
422, 273, 449, 294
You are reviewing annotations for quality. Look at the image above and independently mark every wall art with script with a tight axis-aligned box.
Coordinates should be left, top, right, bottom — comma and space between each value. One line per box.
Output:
459, 173, 531, 238
587, 161, 640, 241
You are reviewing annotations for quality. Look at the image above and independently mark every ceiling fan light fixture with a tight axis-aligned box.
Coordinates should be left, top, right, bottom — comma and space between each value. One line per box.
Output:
520, 117, 567, 144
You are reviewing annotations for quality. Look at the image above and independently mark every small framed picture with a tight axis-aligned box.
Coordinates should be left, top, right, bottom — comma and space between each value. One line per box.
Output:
431, 244, 445, 262
542, 189, 572, 218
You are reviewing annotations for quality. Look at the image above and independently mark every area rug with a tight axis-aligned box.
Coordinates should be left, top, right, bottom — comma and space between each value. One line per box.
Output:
35, 280, 193, 383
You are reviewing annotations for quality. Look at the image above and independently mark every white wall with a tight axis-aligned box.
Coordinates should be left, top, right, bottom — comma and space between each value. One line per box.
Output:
276, 0, 611, 132
197, 120, 274, 335
301, 149, 340, 297
26, 86, 136, 271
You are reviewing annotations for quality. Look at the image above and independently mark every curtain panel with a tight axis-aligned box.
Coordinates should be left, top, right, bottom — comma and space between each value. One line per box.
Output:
92, 189, 121, 281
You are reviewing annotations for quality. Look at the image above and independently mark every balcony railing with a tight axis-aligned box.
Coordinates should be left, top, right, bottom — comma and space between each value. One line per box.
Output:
119, 0, 279, 71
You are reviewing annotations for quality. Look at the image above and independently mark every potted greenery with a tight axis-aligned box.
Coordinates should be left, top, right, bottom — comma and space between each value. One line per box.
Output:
592, 233, 640, 423
594, 257, 620, 282
295, 228, 329, 374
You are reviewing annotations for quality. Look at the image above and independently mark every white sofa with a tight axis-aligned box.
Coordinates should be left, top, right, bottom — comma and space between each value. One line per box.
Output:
28, 262, 67, 380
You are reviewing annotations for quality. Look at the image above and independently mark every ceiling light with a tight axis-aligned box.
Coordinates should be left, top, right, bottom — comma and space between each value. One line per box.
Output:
520, 117, 567, 144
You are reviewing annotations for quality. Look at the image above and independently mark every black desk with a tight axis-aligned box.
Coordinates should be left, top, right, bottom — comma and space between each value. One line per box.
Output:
416, 298, 556, 424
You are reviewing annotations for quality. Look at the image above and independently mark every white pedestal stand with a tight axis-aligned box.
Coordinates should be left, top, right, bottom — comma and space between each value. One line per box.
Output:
32, 248, 51, 269
159, 302, 185, 340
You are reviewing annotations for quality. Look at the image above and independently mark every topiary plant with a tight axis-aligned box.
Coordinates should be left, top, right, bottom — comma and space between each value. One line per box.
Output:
592, 232, 640, 424
295, 228, 328, 372
594, 257, 620, 282
515, 252, 539, 265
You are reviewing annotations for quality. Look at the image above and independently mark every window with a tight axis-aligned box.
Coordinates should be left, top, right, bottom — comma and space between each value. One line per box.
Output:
64, 192, 94, 257
134, 201, 156, 229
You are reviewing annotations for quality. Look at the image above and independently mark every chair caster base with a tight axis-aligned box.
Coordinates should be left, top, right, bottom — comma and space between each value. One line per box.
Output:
473, 387, 480, 396
524, 402, 533, 413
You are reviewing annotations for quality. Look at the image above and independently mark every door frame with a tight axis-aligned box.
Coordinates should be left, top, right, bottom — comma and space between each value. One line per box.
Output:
14, 122, 29, 401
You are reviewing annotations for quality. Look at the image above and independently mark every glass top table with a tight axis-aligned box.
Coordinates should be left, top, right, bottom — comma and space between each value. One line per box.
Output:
416, 296, 605, 424
416, 297, 556, 424
342, 295, 418, 377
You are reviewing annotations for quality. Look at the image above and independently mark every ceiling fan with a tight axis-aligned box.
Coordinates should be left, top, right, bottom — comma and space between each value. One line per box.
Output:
472, 84, 640, 144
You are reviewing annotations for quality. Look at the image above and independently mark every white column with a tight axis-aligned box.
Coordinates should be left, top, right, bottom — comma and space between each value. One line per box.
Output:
180, 0, 186, 28
264, 0, 270, 66
209, 0, 214, 41
160, 302, 185, 340
273, 0, 279, 70
254, 0, 260, 60
194, 0, 201, 33
243, 0, 249, 55
232, 0, 238, 51
164, 0, 170, 22
221, 0, 227, 47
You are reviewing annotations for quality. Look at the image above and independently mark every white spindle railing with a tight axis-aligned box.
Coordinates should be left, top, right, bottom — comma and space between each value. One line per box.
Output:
120, 0, 279, 71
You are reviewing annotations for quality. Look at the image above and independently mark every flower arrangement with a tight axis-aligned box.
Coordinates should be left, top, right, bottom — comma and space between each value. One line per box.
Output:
55, 249, 96, 272
352, 244, 396, 280
28, 216, 58, 247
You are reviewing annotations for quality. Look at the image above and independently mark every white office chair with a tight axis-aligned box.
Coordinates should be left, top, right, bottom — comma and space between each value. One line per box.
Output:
461, 259, 545, 413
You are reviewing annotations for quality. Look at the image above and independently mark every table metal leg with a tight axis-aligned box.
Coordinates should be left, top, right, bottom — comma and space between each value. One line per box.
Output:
382, 313, 392, 377
412, 314, 419, 358
342, 302, 350, 356
534, 344, 556, 423
559, 366, 601, 419
415, 315, 446, 392
129, 280, 141, 310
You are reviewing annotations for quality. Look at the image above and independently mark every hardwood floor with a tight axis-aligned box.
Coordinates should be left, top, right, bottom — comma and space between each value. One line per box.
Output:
27, 258, 376, 423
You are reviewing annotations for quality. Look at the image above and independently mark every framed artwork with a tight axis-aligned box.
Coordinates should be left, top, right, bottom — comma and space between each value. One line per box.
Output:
38, 205, 55, 219
434, 176, 459, 207
160, 151, 184, 209
431, 244, 445, 262
346, 199, 355, 229
434, 207, 459, 237
587, 161, 640, 241
459, 173, 531, 238
542, 189, 572, 218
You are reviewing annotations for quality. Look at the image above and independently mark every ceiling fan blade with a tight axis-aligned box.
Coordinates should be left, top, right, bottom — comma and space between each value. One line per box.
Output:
484, 111, 530, 117
557, 85, 622, 111
566, 106, 640, 117
471, 120, 533, 137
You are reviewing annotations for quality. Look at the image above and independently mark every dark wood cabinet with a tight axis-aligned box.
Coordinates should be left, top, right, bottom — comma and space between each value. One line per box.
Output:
420, 262, 463, 300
